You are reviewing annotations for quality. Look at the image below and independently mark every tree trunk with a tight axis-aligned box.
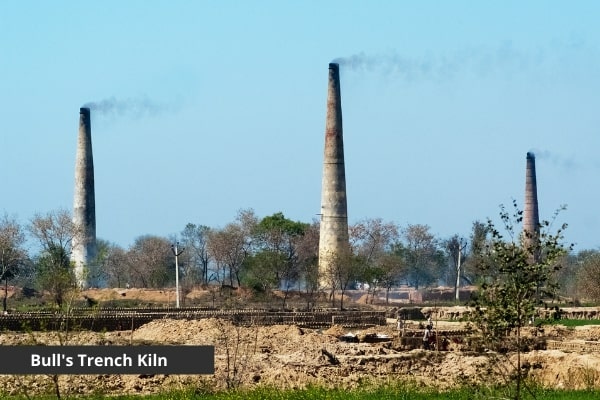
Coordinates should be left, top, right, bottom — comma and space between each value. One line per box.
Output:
3, 278, 8, 312
455, 247, 462, 301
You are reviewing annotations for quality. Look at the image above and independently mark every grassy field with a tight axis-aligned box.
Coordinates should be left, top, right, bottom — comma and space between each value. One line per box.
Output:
5, 385, 600, 400
543, 319, 600, 327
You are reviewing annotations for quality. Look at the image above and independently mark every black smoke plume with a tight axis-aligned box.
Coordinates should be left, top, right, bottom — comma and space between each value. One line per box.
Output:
82, 96, 168, 118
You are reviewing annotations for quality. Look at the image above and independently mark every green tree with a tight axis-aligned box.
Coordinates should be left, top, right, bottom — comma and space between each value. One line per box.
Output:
471, 202, 570, 400
461, 220, 491, 285
240, 250, 282, 294
250, 212, 308, 307
35, 245, 75, 308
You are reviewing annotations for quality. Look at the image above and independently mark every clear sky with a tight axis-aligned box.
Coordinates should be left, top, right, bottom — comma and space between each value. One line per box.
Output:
1, 1, 599, 251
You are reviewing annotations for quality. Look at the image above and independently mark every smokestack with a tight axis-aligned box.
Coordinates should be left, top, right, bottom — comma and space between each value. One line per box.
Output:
72, 107, 97, 289
318, 63, 350, 285
523, 152, 540, 257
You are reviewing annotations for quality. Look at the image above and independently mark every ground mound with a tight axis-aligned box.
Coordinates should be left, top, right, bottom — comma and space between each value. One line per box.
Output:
2, 319, 600, 397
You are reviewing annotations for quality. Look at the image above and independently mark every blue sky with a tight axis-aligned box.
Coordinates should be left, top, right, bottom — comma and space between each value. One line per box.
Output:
1, 1, 599, 250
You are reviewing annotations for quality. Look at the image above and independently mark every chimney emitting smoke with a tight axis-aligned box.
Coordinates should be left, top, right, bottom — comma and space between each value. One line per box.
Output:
318, 62, 350, 285
72, 107, 97, 289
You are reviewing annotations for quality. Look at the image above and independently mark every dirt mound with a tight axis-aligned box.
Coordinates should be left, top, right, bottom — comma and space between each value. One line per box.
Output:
323, 325, 346, 337
2, 319, 600, 396
132, 318, 226, 344
521, 350, 600, 389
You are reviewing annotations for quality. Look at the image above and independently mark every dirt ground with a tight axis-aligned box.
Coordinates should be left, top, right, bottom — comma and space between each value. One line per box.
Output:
2, 288, 600, 396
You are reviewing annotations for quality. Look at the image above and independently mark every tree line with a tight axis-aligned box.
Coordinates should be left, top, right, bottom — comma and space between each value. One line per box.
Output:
0, 206, 598, 310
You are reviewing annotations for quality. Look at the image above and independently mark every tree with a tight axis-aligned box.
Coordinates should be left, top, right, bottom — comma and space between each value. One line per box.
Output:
400, 224, 445, 289
295, 220, 320, 309
240, 250, 282, 294
575, 250, 600, 303
0, 214, 28, 312
126, 235, 173, 288
444, 234, 468, 301
249, 212, 309, 307
97, 240, 128, 288
180, 223, 211, 285
35, 245, 74, 308
471, 202, 570, 400
349, 218, 400, 303
208, 224, 249, 288
29, 210, 81, 308
208, 209, 257, 288
376, 252, 405, 304
461, 220, 491, 285
322, 250, 362, 310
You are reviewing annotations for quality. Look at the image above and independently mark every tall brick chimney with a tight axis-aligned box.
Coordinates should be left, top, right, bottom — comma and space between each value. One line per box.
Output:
318, 63, 350, 286
523, 152, 540, 258
72, 107, 97, 289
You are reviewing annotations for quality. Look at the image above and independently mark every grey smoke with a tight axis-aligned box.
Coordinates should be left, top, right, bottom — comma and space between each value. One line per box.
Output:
528, 148, 577, 170
332, 42, 551, 82
82, 96, 169, 118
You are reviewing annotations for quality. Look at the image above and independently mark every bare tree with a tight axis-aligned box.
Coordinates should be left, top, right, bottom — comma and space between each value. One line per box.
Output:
323, 250, 361, 310
0, 214, 27, 312
180, 223, 212, 285
126, 235, 172, 288
98, 241, 128, 288
445, 234, 468, 301
28, 209, 82, 308
377, 252, 405, 304
576, 250, 600, 303
208, 225, 248, 288
349, 218, 400, 303
208, 210, 256, 288
400, 224, 445, 289
296, 220, 320, 309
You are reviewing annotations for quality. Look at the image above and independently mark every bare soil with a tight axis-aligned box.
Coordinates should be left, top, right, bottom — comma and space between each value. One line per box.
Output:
2, 289, 600, 397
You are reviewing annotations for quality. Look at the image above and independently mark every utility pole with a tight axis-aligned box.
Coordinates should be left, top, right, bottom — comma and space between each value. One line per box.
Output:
171, 242, 185, 308
455, 238, 467, 302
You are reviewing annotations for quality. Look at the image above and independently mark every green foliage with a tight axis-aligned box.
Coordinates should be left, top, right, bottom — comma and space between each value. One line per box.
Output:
245, 212, 310, 306
471, 201, 571, 400
542, 319, 600, 327
472, 202, 570, 344
35, 245, 75, 308
240, 250, 283, 293
256, 212, 307, 238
